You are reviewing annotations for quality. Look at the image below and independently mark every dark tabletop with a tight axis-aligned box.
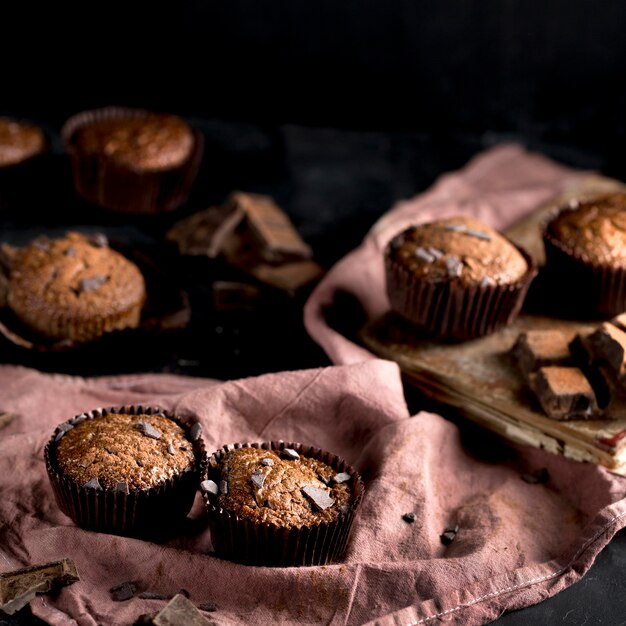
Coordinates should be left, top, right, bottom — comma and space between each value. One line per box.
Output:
1, 120, 625, 625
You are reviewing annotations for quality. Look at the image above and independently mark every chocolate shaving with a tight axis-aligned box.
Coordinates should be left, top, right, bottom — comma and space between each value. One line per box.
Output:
189, 422, 202, 442
444, 256, 462, 278
427, 247, 444, 259
115, 481, 130, 494
281, 448, 300, 461
0, 559, 79, 615
151, 593, 211, 626
83, 477, 102, 490
135, 421, 162, 440
78, 275, 108, 294
444, 224, 467, 233
331, 472, 351, 485
219, 480, 228, 495
261, 458, 274, 467
250, 470, 266, 489
166, 443, 176, 455
521, 468, 549, 484
402, 512, 416, 523
110, 581, 137, 602
302, 485, 334, 511
465, 229, 491, 241
414, 247, 435, 263
200, 480, 219, 496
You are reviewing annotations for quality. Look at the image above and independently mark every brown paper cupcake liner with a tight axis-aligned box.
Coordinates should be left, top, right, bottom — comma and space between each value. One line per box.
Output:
543, 207, 626, 317
385, 246, 537, 341
203, 441, 365, 567
62, 107, 203, 214
44, 406, 207, 536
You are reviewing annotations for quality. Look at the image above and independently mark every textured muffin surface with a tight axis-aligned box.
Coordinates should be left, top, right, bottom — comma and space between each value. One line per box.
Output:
387, 216, 528, 288
546, 194, 626, 266
7, 232, 146, 342
73, 114, 194, 172
217, 447, 352, 528
0, 118, 46, 166
55, 413, 195, 490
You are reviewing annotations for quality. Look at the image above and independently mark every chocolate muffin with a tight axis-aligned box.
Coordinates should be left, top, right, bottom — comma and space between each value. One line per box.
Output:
6, 232, 146, 343
0, 118, 46, 167
45, 406, 206, 535
203, 442, 364, 566
62, 107, 203, 213
385, 216, 536, 340
543, 194, 626, 317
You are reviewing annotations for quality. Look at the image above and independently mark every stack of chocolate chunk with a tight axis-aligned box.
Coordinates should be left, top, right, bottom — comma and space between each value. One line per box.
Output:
167, 192, 323, 310
510, 313, 626, 420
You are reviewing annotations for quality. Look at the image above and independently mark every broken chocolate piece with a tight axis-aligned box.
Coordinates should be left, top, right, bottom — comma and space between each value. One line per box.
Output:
414, 247, 436, 263
588, 364, 626, 419
138, 591, 170, 600
230, 192, 312, 262
200, 480, 219, 496
521, 468, 549, 484
110, 581, 137, 602
151, 593, 211, 626
444, 224, 467, 233
260, 458, 274, 467
250, 470, 266, 489
331, 472, 351, 485
198, 602, 218, 612
83, 477, 102, 490
0, 559, 79, 615
402, 512, 416, 523
189, 422, 202, 442
302, 485, 334, 511
510, 330, 574, 377
444, 256, 462, 278
580, 323, 626, 381
166, 443, 176, 455
115, 481, 130, 494
440, 525, 459, 546
78, 275, 108, 294
529, 366, 599, 420
54, 422, 74, 441
281, 448, 300, 461
135, 421, 162, 440
427, 247, 444, 260
219, 480, 228, 495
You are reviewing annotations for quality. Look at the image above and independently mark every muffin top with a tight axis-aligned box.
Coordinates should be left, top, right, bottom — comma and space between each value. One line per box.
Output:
213, 447, 352, 528
55, 412, 196, 491
386, 216, 528, 288
72, 113, 194, 172
546, 194, 626, 266
0, 118, 46, 167
7, 232, 146, 325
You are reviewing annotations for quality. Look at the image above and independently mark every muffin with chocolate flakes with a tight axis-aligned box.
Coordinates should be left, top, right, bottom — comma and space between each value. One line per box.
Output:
203, 442, 364, 566
385, 216, 536, 340
45, 406, 206, 535
62, 107, 202, 214
543, 193, 626, 317
5, 232, 146, 343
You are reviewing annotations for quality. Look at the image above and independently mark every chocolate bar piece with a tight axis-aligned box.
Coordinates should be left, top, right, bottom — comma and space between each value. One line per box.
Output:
230, 192, 312, 263
529, 366, 599, 420
510, 330, 573, 377
166, 204, 245, 258
579, 323, 626, 382
151, 593, 212, 626
588, 364, 626, 419
0, 559, 79, 615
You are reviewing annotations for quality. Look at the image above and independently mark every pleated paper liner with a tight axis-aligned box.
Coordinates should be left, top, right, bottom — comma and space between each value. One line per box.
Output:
204, 441, 365, 567
44, 406, 207, 538
62, 107, 203, 214
0, 237, 190, 365
385, 246, 537, 341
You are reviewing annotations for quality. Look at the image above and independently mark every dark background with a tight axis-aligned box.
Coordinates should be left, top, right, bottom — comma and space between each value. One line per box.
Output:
2, 2, 626, 625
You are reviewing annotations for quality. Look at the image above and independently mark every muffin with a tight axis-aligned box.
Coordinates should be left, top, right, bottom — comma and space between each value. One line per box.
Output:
44, 406, 206, 535
62, 107, 203, 214
5, 232, 146, 343
543, 194, 626, 317
203, 442, 364, 566
0, 118, 46, 167
385, 216, 536, 340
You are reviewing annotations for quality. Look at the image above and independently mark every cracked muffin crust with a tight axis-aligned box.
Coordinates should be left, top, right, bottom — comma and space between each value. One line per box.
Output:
0, 118, 46, 167
6, 232, 146, 342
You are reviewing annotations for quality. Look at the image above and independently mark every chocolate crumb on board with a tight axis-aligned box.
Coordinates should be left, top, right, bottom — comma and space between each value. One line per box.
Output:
0, 559, 79, 615
521, 468, 550, 484
440, 525, 459, 546
110, 581, 137, 602
402, 512, 416, 523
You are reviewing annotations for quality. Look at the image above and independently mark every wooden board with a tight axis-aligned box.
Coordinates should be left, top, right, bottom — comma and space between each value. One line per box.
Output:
361, 175, 626, 475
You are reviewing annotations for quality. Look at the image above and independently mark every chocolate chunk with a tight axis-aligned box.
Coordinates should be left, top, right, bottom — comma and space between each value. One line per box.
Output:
0, 559, 79, 615
580, 323, 626, 380
440, 525, 459, 545
136, 459, 144, 467
317, 474, 330, 485
302, 485, 335, 511
261, 458, 274, 467
219, 480, 228, 495
179, 445, 188, 451
444, 256, 462, 278
166, 443, 176, 455
152, 594, 211, 626
138, 591, 170, 600
198, 602, 218, 612
189, 422, 202, 442
402, 512, 416, 523
521, 468, 549, 484
78, 275, 108, 294
54, 422, 74, 442
331, 472, 351, 485
414, 247, 436, 263
87, 233, 109, 248
83, 477, 102, 490
465, 229, 491, 241
281, 448, 300, 461
200, 480, 219, 496
115, 481, 130, 494
444, 224, 467, 233
510, 330, 574, 377
427, 247, 444, 260
250, 470, 266, 489
110, 581, 137, 601
529, 366, 599, 420
135, 421, 162, 440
